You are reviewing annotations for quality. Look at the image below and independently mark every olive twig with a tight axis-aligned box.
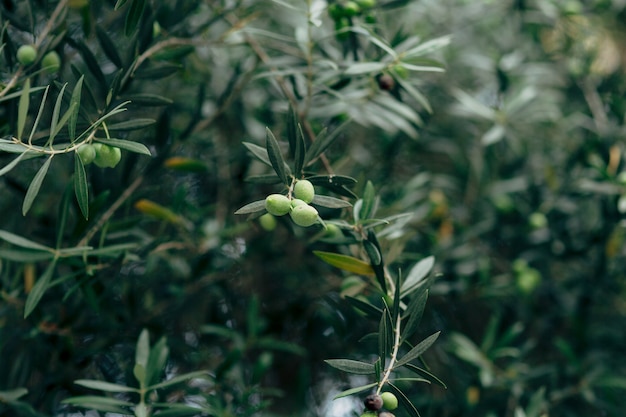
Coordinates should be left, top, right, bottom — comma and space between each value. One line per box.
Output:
377, 312, 402, 394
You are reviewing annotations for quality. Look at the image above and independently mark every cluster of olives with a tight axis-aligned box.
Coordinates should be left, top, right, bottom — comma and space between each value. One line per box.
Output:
16, 45, 61, 73
264, 179, 320, 227
328, 0, 377, 39
77, 143, 122, 168
361, 392, 399, 417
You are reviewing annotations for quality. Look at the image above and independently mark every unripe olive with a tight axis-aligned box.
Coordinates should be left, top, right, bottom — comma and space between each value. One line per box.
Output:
343, 1, 361, 16
77, 144, 96, 165
291, 198, 308, 208
324, 223, 343, 239
265, 194, 292, 216
93, 143, 122, 168
258, 213, 277, 231
378, 412, 396, 417
381, 392, 398, 410
290, 204, 319, 227
293, 179, 315, 203
364, 394, 383, 411
360, 413, 377, 417
528, 212, 547, 229
328, 3, 343, 20
42, 51, 61, 73
17, 45, 37, 66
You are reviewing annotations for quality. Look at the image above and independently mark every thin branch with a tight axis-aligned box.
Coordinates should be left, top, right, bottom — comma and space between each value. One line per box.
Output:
377, 312, 402, 394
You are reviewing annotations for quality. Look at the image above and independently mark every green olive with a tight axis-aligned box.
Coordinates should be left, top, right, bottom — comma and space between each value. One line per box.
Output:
293, 179, 315, 203
343, 1, 361, 16
258, 213, 277, 231
93, 143, 122, 168
381, 392, 398, 410
42, 51, 61, 73
77, 144, 97, 165
265, 194, 292, 216
290, 204, 319, 227
16, 45, 37, 66
290, 198, 308, 208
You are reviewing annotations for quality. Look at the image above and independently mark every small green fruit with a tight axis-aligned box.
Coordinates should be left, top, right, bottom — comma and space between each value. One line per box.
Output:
290, 204, 319, 227
360, 413, 377, 417
291, 198, 308, 208
93, 143, 122, 168
42, 51, 61, 73
364, 394, 383, 411
265, 194, 292, 216
324, 223, 343, 239
528, 212, 547, 229
328, 3, 343, 20
293, 179, 315, 203
17, 45, 37, 66
343, 1, 361, 16
381, 392, 398, 411
77, 144, 97, 165
258, 213, 277, 231
516, 269, 541, 295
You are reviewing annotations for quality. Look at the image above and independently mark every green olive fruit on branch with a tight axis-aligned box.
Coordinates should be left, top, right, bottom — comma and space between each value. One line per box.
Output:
265, 194, 292, 216
93, 143, 122, 168
77, 144, 97, 165
381, 392, 398, 410
290, 204, 319, 227
17, 45, 37, 66
293, 179, 315, 203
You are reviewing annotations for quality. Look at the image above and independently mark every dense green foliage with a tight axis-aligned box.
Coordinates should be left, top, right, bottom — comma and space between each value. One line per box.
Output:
1, 1, 626, 417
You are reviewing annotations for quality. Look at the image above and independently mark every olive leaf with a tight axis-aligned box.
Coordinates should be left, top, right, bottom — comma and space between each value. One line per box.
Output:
324, 359, 376, 375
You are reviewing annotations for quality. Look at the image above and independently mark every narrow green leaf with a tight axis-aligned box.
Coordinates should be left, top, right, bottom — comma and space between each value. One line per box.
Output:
374, 357, 382, 382
124, 93, 173, 106
313, 251, 375, 276
345, 296, 383, 319
395, 331, 441, 368
106, 118, 155, 131
0, 230, 53, 251
0, 152, 26, 177
48, 83, 68, 144
74, 380, 138, 393
378, 308, 388, 361
311, 195, 352, 208
125, 0, 146, 36
0, 388, 28, 402
94, 138, 151, 156
147, 370, 210, 391
22, 155, 53, 215
324, 359, 376, 375
403, 363, 448, 388
68, 76, 84, 141
304, 120, 350, 167
359, 181, 377, 221
363, 239, 382, 266
0, 86, 46, 104
234, 200, 266, 215
145, 337, 169, 386
62, 395, 133, 414
74, 153, 89, 219
345, 62, 386, 75
387, 383, 421, 417
133, 62, 181, 79
400, 256, 434, 296
17, 78, 30, 140
401, 289, 429, 341
265, 127, 290, 185
0, 141, 28, 154
243, 142, 272, 166
332, 383, 378, 400
27, 86, 50, 145
51, 103, 76, 141
69, 39, 107, 88
307, 175, 357, 187
96, 26, 123, 67
395, 77, 432, 113
244, 174, 282, 184
0, 249, 55, 262
135, 329, 150, 367
114, 0, 129, 10
24, 258, 58, 318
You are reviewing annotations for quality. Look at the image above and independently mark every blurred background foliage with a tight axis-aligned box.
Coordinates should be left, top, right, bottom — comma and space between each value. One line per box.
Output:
1, 0, 626, 416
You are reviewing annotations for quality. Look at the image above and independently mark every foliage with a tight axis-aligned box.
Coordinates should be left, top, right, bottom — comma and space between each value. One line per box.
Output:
1, 1, 626, 417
